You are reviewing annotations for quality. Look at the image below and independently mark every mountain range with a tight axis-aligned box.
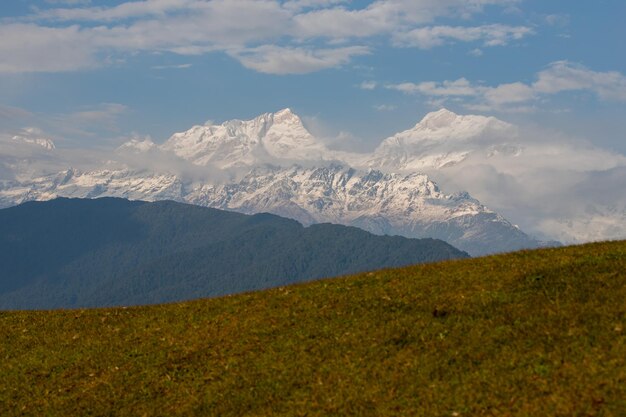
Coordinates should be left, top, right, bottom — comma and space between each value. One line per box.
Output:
0, 108, 554, 255
0, 197, 466, 309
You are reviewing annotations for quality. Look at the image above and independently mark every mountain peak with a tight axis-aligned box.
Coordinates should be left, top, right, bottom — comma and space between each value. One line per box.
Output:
117, 138, 156, 153
159, 107, 326, 168
275, 107, 294, 115
12, 134, 56, 150
419, 108, 460, 129
272, 108, 302, 125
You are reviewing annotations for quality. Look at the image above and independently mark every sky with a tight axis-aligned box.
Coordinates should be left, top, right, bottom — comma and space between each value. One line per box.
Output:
0, 0, 625, 151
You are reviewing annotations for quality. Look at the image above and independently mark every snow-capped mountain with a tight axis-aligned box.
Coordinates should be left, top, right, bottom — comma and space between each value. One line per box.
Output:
159, 108, 331, 168
0, 131, 60, 183
116, 138, 156, 153
12, 135, 56, 150
0, 108, 550, 255
367, 108, 517, 171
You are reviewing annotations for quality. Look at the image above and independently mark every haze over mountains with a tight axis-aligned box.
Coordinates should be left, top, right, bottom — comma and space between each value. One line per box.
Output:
1, 108, 623, 253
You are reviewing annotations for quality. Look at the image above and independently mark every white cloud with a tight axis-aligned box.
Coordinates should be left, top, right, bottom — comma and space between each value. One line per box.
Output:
373, 104, 397, 111
0, 104, 33, 122
483, 82, 535, 104
389, 78, 478, 96
387, 62, 626, 111
151, 63, 192, 70
231, 45, 370, 75
44, 0, 92, 4
34, 0, 205, 22
1, 0, 524, 74
291, 0, 522, 40
408, 120, 626, 243
0, 24, 96, 73
282, 0, 348, 12
359, 80, 377, 90
65, 103, 128, 126
533, 61, 626, 101
362, 0, 520, 25
92, 2, 291, 51
292, 6, 393, 39
6, 1, 292, 73
0, 103, 129, 145
544, 13, 569, 27
393, 24, 533, 49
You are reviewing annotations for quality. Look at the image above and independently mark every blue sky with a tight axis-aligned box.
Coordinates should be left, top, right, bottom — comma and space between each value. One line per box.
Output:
1, 0, 625, 151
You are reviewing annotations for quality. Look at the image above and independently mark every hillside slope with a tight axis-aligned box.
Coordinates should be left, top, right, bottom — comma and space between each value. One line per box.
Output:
1, 241, 624, 416
0, 197, 466, 309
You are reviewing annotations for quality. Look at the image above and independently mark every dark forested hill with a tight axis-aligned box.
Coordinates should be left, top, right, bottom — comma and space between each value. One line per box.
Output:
0, 197, 467, 309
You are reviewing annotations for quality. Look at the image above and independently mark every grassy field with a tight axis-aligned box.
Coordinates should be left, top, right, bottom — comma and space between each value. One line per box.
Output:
1, 241, 625, 416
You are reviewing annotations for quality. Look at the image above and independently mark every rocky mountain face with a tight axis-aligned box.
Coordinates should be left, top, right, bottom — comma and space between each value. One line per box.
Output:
0, 108, 547, 256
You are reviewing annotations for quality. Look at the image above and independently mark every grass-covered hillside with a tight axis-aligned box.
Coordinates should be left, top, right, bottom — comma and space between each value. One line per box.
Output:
1, 241, 625, 416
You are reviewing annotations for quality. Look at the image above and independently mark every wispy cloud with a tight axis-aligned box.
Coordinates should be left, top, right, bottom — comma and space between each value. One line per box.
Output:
230, 45, 371, 75
282, 0, 348, 12
33, 0, 209, 22
387, 61, 626, 111
359, 80, 377, 90
0, 24, 96, 73
0, 103, 129, 145
392, 24, 533, 49
44, 0, 92, 5
151, 63, 192, 70
533, 61, 626, 101
1, 0, 526, 75
373, 104, 397, 111
64, 103, 128, 128
0, 104, 33, 122
398, 117, 626, 243
544, 13, 570, 27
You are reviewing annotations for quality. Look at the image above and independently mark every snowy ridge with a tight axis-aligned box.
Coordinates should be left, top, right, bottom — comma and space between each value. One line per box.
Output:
189, 165, 481, 224
0, 168, 183, 208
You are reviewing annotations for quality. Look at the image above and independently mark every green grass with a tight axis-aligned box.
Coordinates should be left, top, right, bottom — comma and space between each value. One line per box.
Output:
1, 241, 625, 416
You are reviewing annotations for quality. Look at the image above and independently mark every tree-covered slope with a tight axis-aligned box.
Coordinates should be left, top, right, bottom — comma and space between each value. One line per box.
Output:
0, 241, 624, 416
0, 197, 466, 309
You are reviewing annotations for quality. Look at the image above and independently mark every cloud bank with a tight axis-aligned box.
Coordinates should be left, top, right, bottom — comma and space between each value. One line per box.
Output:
419, 124, 626, 243
387, 61, 626, 112
1, 0, 530, 74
